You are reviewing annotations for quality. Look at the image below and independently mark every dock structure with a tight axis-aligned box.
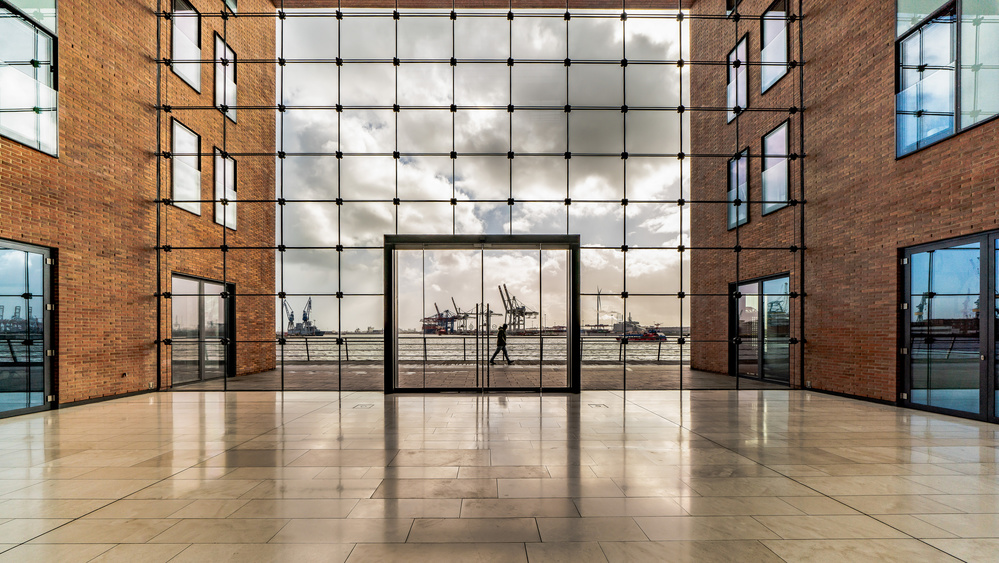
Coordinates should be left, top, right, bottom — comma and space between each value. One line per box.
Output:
498, 284, 538, 333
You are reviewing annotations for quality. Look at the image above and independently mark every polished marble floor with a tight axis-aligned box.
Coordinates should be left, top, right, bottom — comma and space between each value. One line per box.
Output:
0, 390, 996, 562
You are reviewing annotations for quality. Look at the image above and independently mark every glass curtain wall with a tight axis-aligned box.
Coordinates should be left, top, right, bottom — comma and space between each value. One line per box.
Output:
156, 2, 805, 392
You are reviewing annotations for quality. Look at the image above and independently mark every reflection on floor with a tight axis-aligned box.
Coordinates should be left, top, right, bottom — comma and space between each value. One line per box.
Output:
0, 391, 995, 561
180, 364, 788, 391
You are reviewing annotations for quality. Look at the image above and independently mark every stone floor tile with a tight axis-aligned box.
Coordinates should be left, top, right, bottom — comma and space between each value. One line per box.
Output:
761, 539, 962, 562
345, 543, 526, 562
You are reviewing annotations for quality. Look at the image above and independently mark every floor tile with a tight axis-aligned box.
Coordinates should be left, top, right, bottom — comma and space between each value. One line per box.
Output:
147, 518, 289, 543
0, 518, 71, 543
166, 499, 250, 518
372, 478, 497, 499
599, 540, 785, 563
345, 543, 526, 562
270, 518, 412, 543
754, 514, 910, 539
88, 543, 188, 563
84, 499, 194, 519
0, 543, 114, 563
574, 497, 685, 517
761, 539, 962, 562
833, 495, 964, 515
678, 496, 803, 516
634, 516, 780, 541
348, 499, 460, 519
497, 478, 624, 498
172, 543, 355, 562
536, 517, 647, 542
525, 541, 607, 562
408, 517, 540, 542
925, 539, 999, 563
909, 513, 999, 537
29, 518, 178, 543
461, 498, 579, 518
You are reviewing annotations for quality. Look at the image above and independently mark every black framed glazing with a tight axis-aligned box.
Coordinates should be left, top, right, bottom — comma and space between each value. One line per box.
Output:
0, 238, 53, 418
726, 35, 748, 123
761, 119, 789, 215
728, 273, 791, 384
171, 0, 200, 92
0, 2, 59, 155
171, 118, 201, 216
727, 148, 749, 229
384, 234, 581, 393
214, 32, 236, 123
760, 0, 789, 93
213, 147, 236, 229
902, 232, 996, 422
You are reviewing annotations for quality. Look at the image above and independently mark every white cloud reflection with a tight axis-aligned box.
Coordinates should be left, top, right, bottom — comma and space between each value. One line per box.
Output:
277, 9, 689, 332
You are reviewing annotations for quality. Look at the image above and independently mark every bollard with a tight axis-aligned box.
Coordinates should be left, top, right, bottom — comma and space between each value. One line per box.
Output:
304, 338, 310, 362
657, 340, 662, 362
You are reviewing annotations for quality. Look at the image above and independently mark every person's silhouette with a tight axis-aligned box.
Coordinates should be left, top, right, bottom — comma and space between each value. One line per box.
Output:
490, 324, 512, 365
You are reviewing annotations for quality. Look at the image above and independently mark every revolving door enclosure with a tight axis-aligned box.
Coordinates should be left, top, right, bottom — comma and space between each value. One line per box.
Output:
384, 235, 581, 392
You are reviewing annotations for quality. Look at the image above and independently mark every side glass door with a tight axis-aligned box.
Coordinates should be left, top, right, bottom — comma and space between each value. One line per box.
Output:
908, 241, 983, 416
0, 241, 50, 416
171, 275, 232, 385
735, 282, 760, 377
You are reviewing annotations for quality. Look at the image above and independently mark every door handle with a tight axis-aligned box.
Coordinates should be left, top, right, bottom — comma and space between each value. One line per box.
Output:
982, 355, 987, 361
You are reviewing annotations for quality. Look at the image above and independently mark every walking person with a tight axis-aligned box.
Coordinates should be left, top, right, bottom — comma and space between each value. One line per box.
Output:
490, 324, 513, 365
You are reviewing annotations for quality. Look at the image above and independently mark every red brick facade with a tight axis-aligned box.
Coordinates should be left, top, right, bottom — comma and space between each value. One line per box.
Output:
0, 0, 276, 404
690, 0, 999, 402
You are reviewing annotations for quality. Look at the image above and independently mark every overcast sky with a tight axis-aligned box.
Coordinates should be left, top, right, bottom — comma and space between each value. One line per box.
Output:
276, 10, 691, 332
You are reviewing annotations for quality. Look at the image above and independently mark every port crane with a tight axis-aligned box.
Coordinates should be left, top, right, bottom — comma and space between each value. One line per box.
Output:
498, 284, 538, 332
282, 301, 295, 333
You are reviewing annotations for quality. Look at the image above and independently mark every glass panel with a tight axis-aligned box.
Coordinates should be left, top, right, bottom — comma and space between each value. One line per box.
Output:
726, 39, 747, 122
762, 123, 788, 214
171, 277, 201, 385
568, 111, 622, 153
455, 110, 508, 153
897, 0, 948, 36
172, 1, 200, 91
0, 61, 58, 155
909, 243, 981, 414
398, 16, 451, 60
512, 111, 566, 153
960, 1, 999, 127
513, 64, 567, 107
568, 15, 620, 61
339, 16, 394, 59
399, 110, 453, 154
761, 277, 790, 381
454, 16, 509, 59
455, 64, 509, 106
203, 282, 227, 381
897, 12, 955, 155
761, 4, 787, 91
172, 122, 201, 215
398, 64, 452, 105
7, 0, 57, 33
737, 282, 759, 377
569, 64, 623, 106
727, 152, 748, 228
215, 36, 236, 121
214, 151, 237, 229
626, 112, 680, 154
512, 17, 566, 59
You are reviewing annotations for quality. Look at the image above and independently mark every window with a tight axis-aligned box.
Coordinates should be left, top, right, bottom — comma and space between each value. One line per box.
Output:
172, 120, 201, 215
731, 274, 790, 382
171, 0, 200, 91
0, 6, 57, 155
727, 149, 749, 229
726, 0, 741, 12
762, 121, 789, 214
897, 8, 956, 155
215, 35, 236, 122
224, 0, 237, 14
896, 1, 999, 156
214, 148, 236, 229
760, 0, 788, 92
726, 38, 747, 123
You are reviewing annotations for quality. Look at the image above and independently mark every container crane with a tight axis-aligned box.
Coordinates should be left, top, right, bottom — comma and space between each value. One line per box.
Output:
282, 301, 295, 333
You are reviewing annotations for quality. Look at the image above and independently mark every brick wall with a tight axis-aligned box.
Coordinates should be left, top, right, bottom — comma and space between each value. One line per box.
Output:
0, 0, 276, 403
690, 0, 999, 401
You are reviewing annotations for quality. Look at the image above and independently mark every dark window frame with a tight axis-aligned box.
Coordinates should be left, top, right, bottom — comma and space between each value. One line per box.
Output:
761, 119, 790, 216
726, 35, 749, 124
0, 1, 59, 156
213, 146, 237, 230
170, 118, 201, 216
170, 0, 201, 93
727, 148, 750, 230
728, 272, 792, 383
213, 32, 237, 123
759, 0, 790, 94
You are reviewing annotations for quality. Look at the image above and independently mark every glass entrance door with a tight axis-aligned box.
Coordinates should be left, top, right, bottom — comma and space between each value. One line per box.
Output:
171, 275, 233, 385
385, 235, 580, 392
0, 240, 51, 417
906, 240, 986, 417
730, 275, 791, 383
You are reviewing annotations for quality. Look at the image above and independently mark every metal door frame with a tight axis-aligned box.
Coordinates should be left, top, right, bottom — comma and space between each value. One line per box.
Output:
384, 234, 581, 393
0, 238, 53, 418
902, 233, 994, 422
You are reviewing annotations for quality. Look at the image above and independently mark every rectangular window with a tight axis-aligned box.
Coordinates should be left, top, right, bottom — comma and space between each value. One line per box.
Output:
171, 0, 200, 91
224, 0, 237, 14
0, 6, 58, 155
897, 2, 998, 155
727, 38, 747, 123
727, 149, 749, 229
897, 8, 956, 155
172, 120, 201, 215
6, 0, 56, 33
760, 0, 788, 92
215, 35, 236, 122
960, 2, 999, 127
214, 148, 236, 229
762, 121, 789, 214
